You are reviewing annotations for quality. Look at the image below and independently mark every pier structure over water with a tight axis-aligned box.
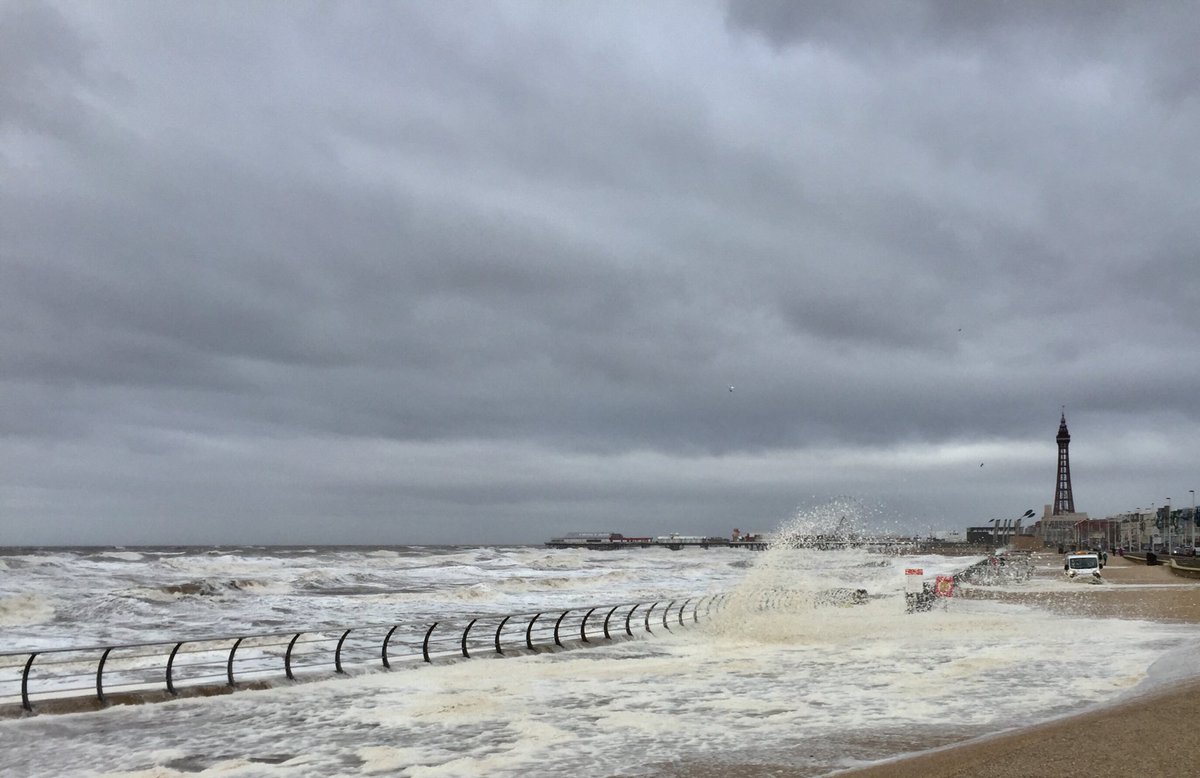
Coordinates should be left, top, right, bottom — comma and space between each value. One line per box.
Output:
542, 531, 964, 554
543, 531, 772, 551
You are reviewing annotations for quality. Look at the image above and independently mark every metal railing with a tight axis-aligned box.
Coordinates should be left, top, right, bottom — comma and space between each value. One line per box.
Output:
2, 593, 730, 715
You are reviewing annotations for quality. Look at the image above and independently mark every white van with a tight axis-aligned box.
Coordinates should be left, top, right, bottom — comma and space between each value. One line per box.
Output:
1064, 552, 1103, 582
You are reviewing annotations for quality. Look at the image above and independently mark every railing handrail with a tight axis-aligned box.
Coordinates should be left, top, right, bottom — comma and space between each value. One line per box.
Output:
3, 594, 726, 715
0, 600, 665, 659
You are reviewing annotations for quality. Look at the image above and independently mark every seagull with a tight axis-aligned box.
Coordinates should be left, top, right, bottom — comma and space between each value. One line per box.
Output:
980, 463, 984, 467
729, 385, 734, 392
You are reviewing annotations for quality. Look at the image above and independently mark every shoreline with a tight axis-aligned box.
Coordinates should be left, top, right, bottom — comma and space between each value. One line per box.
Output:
835, 677, 1200, 778
836, 551, 1200, 777
650, 551, 1200, 778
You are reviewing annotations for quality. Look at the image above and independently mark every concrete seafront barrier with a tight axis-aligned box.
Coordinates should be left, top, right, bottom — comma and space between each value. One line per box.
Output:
953, 551, 1034, 585
1, 593, 730, 717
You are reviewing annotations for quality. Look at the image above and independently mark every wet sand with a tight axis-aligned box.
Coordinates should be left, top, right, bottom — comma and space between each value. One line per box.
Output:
838, 552, 1200, 778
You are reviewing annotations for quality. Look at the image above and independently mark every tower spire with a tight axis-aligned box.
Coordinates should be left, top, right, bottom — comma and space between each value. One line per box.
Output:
1053, 410, 1075, 515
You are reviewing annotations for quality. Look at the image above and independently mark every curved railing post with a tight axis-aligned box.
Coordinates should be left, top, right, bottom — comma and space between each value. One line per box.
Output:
580, 607, 598, 643
494, 615, 511, 655
227, 637, 244, 687
525, 613, 541, 650
644, 602, 658, 634
10, 593, 731, 713
382, 625, 399, 669
166, 642, 184, 695
461, 618, 478, 658
422, 622, 438, 663
602, 605, 620, 640
553, 610, 570, 647
335, 629, 352, 674
96, 647, 113, 706
285, 633, 302, 680
21, 652, 37, 713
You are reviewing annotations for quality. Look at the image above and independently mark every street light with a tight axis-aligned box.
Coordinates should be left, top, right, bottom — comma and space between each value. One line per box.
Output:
1185, 489, 1195, 549
996, 509, 1035, 549
1014, 509, 1034, 547
1166, 497, 1172, 554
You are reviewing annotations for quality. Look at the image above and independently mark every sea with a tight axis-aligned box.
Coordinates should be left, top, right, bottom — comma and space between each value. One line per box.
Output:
2, 514, 1199, 777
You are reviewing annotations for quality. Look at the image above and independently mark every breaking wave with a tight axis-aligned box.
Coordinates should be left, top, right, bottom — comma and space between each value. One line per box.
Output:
0, 593, 56, 626
121, 579, 272, 601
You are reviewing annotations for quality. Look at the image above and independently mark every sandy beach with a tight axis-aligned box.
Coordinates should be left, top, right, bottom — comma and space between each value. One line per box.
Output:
837, 552, 1200, 778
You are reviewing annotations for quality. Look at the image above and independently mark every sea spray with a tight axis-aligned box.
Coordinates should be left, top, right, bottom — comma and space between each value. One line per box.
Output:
704, 500, 904, 643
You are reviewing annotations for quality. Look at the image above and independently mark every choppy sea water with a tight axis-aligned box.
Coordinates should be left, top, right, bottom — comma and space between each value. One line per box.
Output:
2, 534, 1198, 777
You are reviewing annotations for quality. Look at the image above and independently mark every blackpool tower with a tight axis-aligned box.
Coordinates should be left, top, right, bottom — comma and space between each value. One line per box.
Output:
1053, 410, 1076, 515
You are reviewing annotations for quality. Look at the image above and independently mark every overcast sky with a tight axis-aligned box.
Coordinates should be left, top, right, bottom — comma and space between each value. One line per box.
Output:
3, 1, 1198, 545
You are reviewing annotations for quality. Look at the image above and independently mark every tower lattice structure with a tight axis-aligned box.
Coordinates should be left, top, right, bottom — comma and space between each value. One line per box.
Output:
1053, 411, 1075, 515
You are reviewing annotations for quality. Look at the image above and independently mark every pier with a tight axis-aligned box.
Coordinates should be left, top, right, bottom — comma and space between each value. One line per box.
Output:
542, 531, 990, 554
542, 531, 793, 551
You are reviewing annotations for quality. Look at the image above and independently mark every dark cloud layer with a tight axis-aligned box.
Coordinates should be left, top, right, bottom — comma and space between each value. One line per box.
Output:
2, 1, 1198, 544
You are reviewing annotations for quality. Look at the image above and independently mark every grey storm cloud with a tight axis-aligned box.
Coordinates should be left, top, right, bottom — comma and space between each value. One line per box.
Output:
2, 0, 1198, 544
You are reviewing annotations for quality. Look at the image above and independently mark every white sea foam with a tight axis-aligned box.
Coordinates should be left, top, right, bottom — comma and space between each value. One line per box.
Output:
0, 593, 56, 626
3, 523, 1200, 777
96, 551, 147, 562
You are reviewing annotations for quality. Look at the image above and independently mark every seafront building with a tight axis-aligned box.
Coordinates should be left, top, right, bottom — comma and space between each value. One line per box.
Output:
1108, 508, 1159, 551
1105, 505, 1198, 552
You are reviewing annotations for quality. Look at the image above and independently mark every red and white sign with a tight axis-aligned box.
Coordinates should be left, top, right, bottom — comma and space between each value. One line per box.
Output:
934, 575, 955, 597
904, 567, 925, 593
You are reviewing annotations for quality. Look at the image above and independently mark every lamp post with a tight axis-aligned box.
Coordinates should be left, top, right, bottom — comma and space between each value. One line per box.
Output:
1014, 509, 1033, 548
1166, 497, 1172, 554
1190, 489, 1196, 549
